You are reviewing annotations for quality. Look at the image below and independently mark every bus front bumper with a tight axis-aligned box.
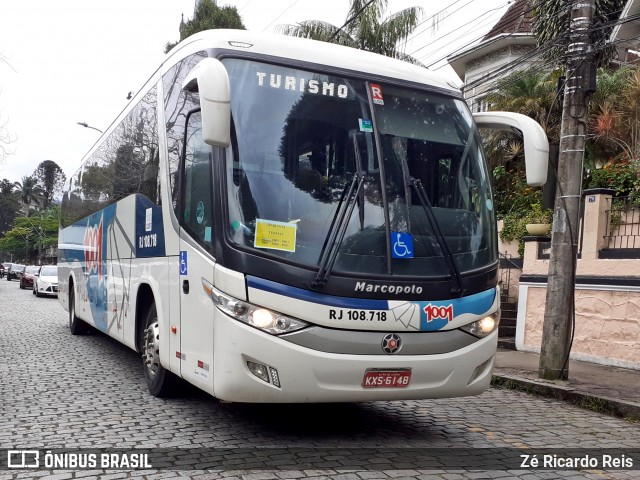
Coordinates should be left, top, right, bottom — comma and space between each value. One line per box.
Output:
212, 312, 497, 403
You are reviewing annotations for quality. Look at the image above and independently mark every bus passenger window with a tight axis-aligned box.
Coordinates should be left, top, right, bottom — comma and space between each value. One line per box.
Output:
181, 111, 214, 247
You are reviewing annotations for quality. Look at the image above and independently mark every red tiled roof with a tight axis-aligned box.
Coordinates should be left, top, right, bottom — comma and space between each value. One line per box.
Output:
483, 0, 534, 40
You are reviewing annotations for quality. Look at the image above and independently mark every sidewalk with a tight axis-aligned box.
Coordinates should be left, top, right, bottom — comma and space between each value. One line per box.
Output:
492, 348, 640, 420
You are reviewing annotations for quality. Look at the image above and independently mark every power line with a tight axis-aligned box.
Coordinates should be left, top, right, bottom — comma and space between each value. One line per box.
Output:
420, 0, 563, 61
405, 0, 509, 62
441, 30, 568, 101
418, 5, 510, 66
329, 0, 378, 41
261, 0, 302, 33
238, 0, 254, 13
401, 0, 635, 109
405, 0, 482, 44
425, 0, 574, 78
461, 19, 640, 107
464, 11, 640, 93
413, 0, 538, 66
461, 36, 569, 98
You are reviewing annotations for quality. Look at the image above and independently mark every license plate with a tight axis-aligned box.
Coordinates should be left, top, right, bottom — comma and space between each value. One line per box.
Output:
362, 369, 411, 388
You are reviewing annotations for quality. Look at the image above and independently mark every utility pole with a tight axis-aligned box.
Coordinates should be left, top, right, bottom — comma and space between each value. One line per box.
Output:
539, 0, 596, 380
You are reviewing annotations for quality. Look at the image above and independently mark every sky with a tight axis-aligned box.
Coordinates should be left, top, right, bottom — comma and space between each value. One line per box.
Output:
0, 0, 510, 185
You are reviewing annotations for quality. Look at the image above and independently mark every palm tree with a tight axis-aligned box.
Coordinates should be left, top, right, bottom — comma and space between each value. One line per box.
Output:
277, 0, 424, 64
589, 66, 640, 166
482, 69, 562, 177
478, 70, 564, 219
486, 69, 563, 139
13, 175, 44, 217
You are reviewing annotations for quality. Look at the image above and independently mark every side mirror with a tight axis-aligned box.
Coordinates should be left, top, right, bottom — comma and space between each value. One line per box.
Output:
473, 111, 549, 187
182, 58, 231, 147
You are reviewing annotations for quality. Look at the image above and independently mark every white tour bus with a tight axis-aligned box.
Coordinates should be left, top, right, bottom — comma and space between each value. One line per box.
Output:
58, 29, 548, 402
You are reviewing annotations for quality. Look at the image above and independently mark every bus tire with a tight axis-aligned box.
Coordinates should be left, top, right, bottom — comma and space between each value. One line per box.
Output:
69, 288, 87, 335
140, 302, 177, 397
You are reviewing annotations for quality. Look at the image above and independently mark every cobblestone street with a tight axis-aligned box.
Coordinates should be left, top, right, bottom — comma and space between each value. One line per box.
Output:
0, 278, 638, 479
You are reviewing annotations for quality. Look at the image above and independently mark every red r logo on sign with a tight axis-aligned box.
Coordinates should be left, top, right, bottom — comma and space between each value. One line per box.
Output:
370, 83, 384, 105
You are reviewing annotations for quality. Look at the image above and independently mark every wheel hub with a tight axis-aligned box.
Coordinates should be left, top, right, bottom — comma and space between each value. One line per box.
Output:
143, 322, 161, 376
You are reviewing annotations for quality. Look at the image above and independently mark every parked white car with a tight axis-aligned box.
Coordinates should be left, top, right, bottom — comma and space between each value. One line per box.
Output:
33, 265, 58, 297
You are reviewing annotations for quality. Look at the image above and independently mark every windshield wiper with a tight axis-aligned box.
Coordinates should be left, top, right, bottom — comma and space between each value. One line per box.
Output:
311, 170, 365, 289
407, 177, 466, 297
311, 134, 366, 290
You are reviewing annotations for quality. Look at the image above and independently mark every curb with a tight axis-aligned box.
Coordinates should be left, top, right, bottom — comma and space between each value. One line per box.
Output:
491, 374, 640, 422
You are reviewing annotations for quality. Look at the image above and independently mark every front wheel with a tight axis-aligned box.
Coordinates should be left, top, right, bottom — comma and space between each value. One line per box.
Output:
140, 302, 178, 397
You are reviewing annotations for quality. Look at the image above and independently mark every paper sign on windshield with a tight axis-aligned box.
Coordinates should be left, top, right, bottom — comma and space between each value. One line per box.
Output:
254, 219, 297, 252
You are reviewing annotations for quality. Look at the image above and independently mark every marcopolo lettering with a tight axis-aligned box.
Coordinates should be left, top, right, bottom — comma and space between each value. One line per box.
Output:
355, 282, 423, 295
256, 72, 349, 98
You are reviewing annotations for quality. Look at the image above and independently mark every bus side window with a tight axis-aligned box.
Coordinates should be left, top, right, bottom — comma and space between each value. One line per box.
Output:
181, 110, 214, 247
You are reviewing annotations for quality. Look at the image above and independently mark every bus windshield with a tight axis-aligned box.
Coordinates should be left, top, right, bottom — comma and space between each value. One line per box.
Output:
224, 59, 496, 278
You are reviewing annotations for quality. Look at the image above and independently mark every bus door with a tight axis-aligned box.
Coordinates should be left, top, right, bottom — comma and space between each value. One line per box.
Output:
178, 110, 216, 394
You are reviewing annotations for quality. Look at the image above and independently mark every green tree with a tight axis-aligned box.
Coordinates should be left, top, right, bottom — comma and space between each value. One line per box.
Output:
0, 206, 59, 263
0, 178, 20, 237
13, 175, 44, 217
486, 69, 563, 139
483, 65, 640, 204
532, 0, 625, 67
585, 66, 640, 198
0, 225, 30, 260
589, 67, 640, 164
80, 162, 115, 203
165, 0, 245, 53
483, 64, 640, 243
33, 160, 67, 208
482, 70, 562, 219
277, 0, 424, 64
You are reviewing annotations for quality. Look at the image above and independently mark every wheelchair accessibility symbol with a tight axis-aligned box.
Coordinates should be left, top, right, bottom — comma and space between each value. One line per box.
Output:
391, 232, 414, 259
180, 250, 188, 275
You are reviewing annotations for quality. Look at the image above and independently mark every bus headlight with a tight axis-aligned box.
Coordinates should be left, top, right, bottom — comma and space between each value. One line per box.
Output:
252, 309, 274, 329
202, 278, 309, 335
460, 311, 500, 338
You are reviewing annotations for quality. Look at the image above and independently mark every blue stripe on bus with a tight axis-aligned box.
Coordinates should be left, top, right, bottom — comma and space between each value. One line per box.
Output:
419, 287, 496, 315
416, 287, 497, 331
247, 276, 389, 310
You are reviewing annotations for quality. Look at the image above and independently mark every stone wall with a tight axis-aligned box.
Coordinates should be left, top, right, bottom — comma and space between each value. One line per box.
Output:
515, 190, 640, 370
517, 283, 640, 369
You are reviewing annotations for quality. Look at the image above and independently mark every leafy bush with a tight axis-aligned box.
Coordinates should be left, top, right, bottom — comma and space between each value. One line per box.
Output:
499, 203, 552, 257
492, 165, 543, 218
585, 160, 639, 198
525, 203, 553, 224
499, 211, 528, 257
